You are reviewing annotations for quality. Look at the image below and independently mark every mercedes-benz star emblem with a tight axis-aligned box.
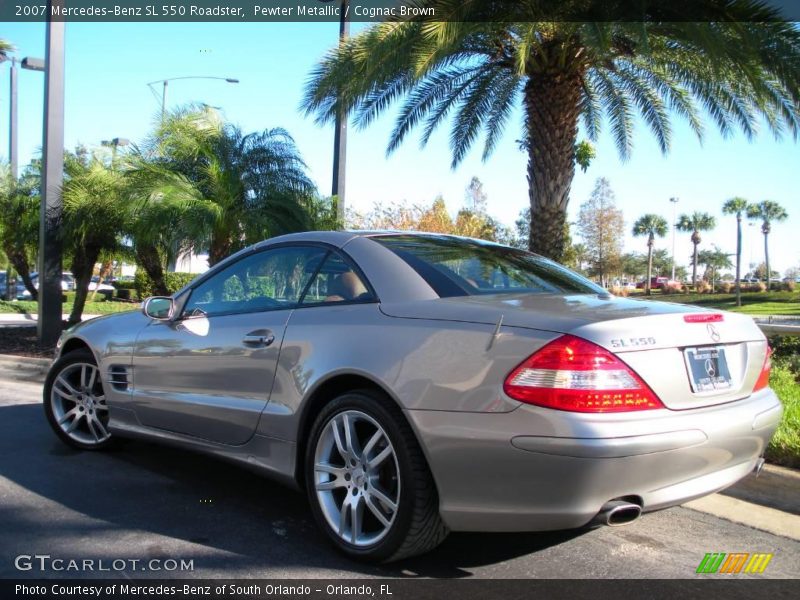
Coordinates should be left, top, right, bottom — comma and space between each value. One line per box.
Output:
707, 323, 721, 342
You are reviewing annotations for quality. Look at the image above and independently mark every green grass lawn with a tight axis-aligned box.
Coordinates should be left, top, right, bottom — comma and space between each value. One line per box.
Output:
0, 293, 136, 316
766, 364, 800, 469
634, 290, 800, 316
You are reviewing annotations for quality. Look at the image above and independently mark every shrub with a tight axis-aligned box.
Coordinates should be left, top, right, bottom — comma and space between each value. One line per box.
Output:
134, 270, 197, 300
746, 282, 767, 293
719, 282, 733, 294
661, 282, 683, 295
609, 285, 629, 297
695, 281, 711, 294
782, 280, 796, 292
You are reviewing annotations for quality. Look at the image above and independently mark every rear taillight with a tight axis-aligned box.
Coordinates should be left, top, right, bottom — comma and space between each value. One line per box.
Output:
753, 346, 772, 392
683, 313, 724, 323
503, 335, 664, 413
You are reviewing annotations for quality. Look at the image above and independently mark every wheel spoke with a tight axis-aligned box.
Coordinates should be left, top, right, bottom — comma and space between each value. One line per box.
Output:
92, 416, 109, 440
331, 416, 348, 458
315, 462, 345, 476
86, 417, 99, 441
350, 497, 364, 544
343, 413, 361, 458
56, 375, 79, 397
369, 485, 398, 513
53, 385, 77, 403
80, 365, 89, 390
338, 498, 349, 536
58, 406, 80, 425
64, 412, 83, 434
362, 429, 383, 459
88, 367, 97, 391
365, 494, 392, 528
367, 445, 393, 470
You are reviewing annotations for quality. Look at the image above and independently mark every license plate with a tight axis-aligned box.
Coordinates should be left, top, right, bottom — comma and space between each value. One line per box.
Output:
684, 347, 732, 392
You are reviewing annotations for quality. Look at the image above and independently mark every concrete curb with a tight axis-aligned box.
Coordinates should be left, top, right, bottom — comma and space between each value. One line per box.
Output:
0, 353, 52, 382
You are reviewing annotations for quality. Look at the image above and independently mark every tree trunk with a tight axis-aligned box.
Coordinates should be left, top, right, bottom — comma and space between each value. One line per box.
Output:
764, 229, 770, 292
691, 231, 700, 288
646, 236, 654, 296
136, 245, 169, 296
735, 214, 742, 306
524, 70, 583, 261
3, 244, 37, 300
208, 233, 233, 267
88, 258, 113, 303
69, 245, 101, 326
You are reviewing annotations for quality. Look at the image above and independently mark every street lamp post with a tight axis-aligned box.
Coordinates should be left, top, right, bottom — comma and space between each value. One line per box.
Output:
38, 0, 66, 345
670, 197, 679, 281
147, 76, 239, 121
319, 0, 349, 223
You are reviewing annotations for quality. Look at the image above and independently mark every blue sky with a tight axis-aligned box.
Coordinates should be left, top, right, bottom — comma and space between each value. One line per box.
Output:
1, 21, 798, 274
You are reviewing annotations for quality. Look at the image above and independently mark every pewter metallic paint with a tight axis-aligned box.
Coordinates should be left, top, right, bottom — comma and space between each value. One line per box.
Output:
52, 231, 782, 531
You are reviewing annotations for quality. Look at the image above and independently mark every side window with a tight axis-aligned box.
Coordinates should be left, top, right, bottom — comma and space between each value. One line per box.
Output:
300, 251, 375, 305
183, 246, 327, 318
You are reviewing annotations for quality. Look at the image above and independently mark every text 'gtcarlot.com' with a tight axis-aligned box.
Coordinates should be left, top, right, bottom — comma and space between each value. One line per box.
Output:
14, 554, 194, 572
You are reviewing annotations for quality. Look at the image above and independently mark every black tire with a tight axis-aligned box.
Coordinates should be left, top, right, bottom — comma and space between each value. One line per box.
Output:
305, 389, 448, 562
44, 348, 114, 451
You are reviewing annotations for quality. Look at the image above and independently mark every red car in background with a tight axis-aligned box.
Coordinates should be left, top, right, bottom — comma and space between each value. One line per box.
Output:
636, 276, 673, 290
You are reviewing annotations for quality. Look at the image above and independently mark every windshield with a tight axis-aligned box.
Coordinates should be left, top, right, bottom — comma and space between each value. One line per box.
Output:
372, 234, 604, 297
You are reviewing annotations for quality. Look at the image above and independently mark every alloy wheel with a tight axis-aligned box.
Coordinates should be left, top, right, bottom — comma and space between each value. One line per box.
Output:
49, 362, 110, 446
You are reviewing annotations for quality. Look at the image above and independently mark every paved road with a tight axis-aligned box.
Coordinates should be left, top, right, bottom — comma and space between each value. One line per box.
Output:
1, 376, 799, 580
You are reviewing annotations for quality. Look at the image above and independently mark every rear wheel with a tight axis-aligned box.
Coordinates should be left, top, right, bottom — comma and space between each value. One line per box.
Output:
44, 349, 113, 450
305, 390, 448, 562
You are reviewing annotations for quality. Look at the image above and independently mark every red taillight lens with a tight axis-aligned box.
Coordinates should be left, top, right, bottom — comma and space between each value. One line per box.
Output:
683, 313, 724, 323
753, 346, 772, 392
503, 335, 664, 413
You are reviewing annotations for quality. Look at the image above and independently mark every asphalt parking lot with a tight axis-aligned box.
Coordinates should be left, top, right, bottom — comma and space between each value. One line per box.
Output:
1, 375, 799, 580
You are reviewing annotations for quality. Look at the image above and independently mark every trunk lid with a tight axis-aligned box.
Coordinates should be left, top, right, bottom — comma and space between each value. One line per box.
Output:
380, 293, 767, 410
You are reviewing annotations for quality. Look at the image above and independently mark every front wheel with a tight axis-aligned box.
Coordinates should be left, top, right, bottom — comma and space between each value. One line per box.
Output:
305, 390, 448, 562
44, 349, 113, 450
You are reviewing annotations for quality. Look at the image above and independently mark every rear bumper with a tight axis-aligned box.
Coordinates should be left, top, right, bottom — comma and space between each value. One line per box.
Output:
406, 388, 782, 532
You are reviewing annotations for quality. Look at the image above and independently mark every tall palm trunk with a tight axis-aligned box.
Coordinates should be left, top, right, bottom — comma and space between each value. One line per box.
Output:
646, 235, 654, 296
691, 231, 700, 287
524, 70, 582, 261
763, 224, 771, 291
735, 214, 742, 306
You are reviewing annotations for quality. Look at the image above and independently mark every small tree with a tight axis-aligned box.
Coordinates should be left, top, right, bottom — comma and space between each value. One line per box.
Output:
722, 197, 749, 306
632, 214, 668, 295
747, 200, 788, 291
676, 212, 716, 288
697, 246, 733, 292
578, 178, 624, 287
0, 164, 39, 300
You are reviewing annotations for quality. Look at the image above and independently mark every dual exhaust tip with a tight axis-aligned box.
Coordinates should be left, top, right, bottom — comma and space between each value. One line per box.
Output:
592, 499, 643, 527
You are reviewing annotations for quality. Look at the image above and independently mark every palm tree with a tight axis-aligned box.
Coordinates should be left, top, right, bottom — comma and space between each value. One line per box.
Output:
0, 39, 13, 61
151, 106, 319, 266
676, 212, 716, 288
722, 197, 749, 306
747, 200, 789, 290
632, 214, 668, 296
61, 150, 129, 325
697, 246, 734, 293
302, 1, 800, 261
0, 163, 39, 299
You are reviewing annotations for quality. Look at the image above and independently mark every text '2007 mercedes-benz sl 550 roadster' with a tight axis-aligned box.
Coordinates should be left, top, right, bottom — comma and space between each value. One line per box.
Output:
44, 231, 781, 561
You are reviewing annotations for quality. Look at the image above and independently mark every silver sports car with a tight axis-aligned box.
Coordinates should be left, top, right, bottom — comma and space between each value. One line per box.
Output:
45, 231, 781, 561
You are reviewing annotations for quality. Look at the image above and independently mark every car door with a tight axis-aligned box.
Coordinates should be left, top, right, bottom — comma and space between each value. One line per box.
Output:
130, 245, 327, 445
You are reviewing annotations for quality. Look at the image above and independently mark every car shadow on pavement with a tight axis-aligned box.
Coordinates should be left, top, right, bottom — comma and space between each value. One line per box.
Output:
0, 403, 585, 578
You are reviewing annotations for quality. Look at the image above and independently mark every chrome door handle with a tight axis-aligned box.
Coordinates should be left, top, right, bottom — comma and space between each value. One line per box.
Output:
242, 333, 275, 347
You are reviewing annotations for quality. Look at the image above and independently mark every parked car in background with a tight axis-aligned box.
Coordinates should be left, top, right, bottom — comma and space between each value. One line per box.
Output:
44, 231, 780, 562
88, 276, 115, 292
17, 271, 75, 299
635, 276, 675, 290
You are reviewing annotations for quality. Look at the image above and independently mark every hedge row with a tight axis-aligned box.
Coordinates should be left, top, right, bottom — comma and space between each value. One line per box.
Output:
131, 271, 197, 300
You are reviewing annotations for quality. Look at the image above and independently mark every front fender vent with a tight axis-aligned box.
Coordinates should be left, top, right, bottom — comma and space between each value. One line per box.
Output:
108, 365, 131, 392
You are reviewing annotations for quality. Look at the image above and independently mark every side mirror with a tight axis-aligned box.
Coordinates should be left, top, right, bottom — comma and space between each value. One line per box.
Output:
142, 296, 174, 321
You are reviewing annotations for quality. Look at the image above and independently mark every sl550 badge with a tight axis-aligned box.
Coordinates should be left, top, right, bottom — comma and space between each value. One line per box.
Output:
610, 337, 657, 348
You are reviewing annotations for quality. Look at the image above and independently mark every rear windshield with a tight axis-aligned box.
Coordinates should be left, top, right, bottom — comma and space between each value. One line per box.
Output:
372, 234, 604, 297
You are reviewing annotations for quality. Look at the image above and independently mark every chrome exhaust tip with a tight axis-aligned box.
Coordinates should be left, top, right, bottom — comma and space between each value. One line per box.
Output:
593, 499, 643, 527
754, 457, 766, 478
